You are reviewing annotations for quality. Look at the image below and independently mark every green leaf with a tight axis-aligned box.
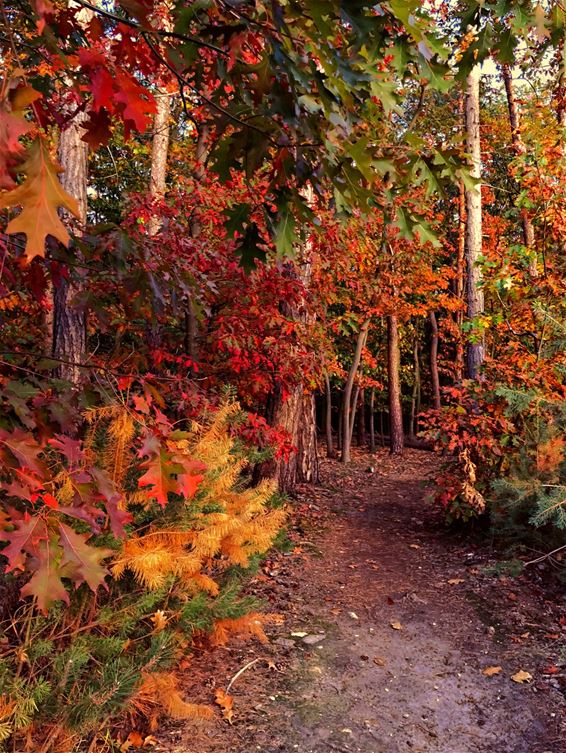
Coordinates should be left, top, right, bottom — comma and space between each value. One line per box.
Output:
273, 203, 297, 257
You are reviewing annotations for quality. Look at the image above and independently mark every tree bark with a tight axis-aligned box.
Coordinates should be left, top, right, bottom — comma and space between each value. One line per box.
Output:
341, 320, 369, 464
324, 371, 335, 458
455, 176, 466, 381
409, 340, 420, 440
52, 110, 89, 384
369, 387, 376, 453
349, 384, 360, 448
500, 64, 537, 277
387, 314, 404, 455
429, 311, 441, 410
464, 65, 485, 380
356, 388, 366, 446
147, 88, 171, 236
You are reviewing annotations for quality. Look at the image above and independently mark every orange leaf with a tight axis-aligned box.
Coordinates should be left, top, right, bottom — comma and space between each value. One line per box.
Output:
482, 666, 502, 677
0, 137, 79, 260
215, 688, 234, 723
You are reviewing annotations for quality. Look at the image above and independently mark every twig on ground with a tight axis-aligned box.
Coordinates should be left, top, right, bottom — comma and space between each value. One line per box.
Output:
226, 658, 261, 693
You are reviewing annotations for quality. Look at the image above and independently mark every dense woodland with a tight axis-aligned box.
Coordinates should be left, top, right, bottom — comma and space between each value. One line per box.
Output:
0, 0, 564, 750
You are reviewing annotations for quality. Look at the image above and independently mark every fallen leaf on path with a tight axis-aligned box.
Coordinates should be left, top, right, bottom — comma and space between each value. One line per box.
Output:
215, 688, 234, 723
291, 631, 308, 637
409, 544, 421, 549
120, 732, 144, 751
373, 656, 386, 666
482, 666, 502, 677
447, 578, 465, 585
511, 670, 532, 684
348, 612, 359, 620
542, 665, 559, 675
390, 621, 403, 631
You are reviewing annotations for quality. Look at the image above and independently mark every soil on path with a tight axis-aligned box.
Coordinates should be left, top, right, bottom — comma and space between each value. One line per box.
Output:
159, 449, 566, 753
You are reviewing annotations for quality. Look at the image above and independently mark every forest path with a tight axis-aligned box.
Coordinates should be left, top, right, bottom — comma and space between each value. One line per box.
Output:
163, 449, 565, 753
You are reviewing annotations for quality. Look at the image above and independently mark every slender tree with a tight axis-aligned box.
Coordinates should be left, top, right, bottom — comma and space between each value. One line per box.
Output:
387, 314, 404, 454
341, 320, 369, 463
429, 311, 441, 409
464, 64, 485, 379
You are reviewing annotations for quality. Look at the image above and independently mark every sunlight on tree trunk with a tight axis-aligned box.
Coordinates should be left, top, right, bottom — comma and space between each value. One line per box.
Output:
464, 64, 484, 380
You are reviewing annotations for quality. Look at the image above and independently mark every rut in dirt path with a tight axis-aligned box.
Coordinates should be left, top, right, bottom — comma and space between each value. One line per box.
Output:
159, 449, 565, 753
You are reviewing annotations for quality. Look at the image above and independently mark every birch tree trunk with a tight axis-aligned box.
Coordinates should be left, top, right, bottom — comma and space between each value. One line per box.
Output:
500, 64, 537, 277
464, 64, 485, 380
387, 314, 404, 455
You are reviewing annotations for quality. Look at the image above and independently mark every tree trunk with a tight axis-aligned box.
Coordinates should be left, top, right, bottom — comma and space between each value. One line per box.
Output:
324, 371, 335, 458
387, 314, 404, 455
274, 386, 319, 491
429, 311, 441, 409
409, 340, 420, 440
356, 388, 366, 446
148, 88, 171, 236
369, 387, 376, 453
464, 65, 485, 380
455, 176, 466, 381
341, 320, 370, 464
52, 111, 89, 384
500, 64, 537, 277
349, 384, 360, 448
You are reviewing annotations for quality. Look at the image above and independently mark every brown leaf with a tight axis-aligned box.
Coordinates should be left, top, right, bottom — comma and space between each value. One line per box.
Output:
373, 656, 386, 667
390, 621, 403, 631
447, 578, 465, 585
511, 670, 533, 684
482, 666, 502, 677
409, 543, 420, 549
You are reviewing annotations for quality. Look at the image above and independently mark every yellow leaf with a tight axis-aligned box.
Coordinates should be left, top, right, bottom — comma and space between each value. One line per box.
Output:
447, 578, 465, 585
482, 666, 502, 677
150, 609, 168, 632
0, 137, 79, 260
390, 621, 403, 630
511, 670, 532, 684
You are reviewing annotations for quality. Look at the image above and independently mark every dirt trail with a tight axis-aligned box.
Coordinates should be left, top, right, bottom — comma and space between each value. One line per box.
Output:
161, 449, 566, 753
